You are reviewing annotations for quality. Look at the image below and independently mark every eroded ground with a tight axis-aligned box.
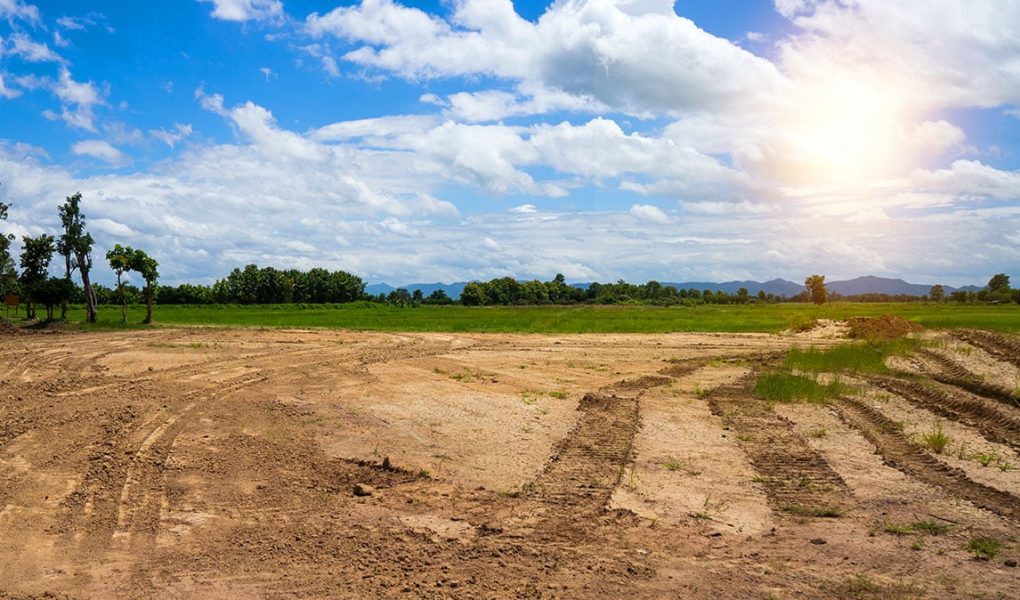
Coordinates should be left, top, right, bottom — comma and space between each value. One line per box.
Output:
1, 327, 1019, 598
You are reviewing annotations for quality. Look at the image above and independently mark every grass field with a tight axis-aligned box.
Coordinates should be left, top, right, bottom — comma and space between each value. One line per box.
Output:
15, 301, 1015, 333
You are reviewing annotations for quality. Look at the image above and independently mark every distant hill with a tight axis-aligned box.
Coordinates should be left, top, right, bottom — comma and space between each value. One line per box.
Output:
367, 276, 984, 300
660, 278, 805, 297
365, 282, 468, 299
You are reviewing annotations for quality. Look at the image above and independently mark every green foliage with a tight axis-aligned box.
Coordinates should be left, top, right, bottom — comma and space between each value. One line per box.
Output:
206, 264, 364, 305
966, 537, 1001, 560
920, 422, 950, 454
784, 339, 919, 374
928, 284, 944, 303
32, 277, 76, 320
804, 274, 827, 305
58, 302, 1020, 333
755, 372, 849, 404
18, 233, 56, 319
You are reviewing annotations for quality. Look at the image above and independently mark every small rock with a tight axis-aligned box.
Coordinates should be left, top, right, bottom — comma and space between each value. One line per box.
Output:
353, 483, 375, 497
1005, 559, 1017, 568
810, 538, 827, 545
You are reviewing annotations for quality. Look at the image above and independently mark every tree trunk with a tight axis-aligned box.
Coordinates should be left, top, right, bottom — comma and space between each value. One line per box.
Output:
118, 274, 126, 323
144, 283, 153, 324
79, 259, 97, 323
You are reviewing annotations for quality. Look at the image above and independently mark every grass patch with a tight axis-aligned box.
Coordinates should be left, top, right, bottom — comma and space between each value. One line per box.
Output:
920, 422, 951, 454
807, 428, 828, 438
966, 537, 1001, 560
785, 339, 919, 375
30, 301, 1019, 334
755, 372, 849, 404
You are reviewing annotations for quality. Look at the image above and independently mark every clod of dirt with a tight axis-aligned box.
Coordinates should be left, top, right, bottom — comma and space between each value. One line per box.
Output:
1006, 559, 1018, 568
846, 315, 922, 341
810, 538, 827, 545
353, 483, 375, 497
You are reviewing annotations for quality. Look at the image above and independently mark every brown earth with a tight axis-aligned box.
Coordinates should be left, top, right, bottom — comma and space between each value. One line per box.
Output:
2, 327, 1020, 599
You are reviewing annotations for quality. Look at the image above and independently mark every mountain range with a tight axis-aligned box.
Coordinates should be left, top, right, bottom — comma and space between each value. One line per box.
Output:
366, 276, 983, 300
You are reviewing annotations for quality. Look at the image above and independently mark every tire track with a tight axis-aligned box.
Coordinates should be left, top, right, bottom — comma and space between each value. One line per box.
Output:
708, 379, 849, 517
868, 376, 1020, 451
953, 330, 1020, 368
917, 348, 1020, 408
527, 374, 674, 535
836, 395, 1020, 522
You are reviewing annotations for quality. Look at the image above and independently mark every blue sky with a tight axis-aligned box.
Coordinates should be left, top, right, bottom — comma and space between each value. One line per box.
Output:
1, 0, 1018, 287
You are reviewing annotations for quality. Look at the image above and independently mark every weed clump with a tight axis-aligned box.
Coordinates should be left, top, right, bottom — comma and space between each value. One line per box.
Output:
755, 372, 848, 404
966, 537, 1001, 560
920, 422, 951, 454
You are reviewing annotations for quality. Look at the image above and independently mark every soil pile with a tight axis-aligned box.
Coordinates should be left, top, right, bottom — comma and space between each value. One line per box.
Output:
846, 315, 922, 341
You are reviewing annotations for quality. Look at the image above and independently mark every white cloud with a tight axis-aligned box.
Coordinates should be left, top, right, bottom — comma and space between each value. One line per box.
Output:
52, 68, 105, 131
71, 140, 130, 166
629, 203, 672, 224
149, 123, 194, 148
201, 0, 284, 23
910, 120, 966, 154
8, 33, 63, 62
306, 0, 784, 116
0, 0, 39, 22
0, 72, 20, 99
510, 204, 537, 213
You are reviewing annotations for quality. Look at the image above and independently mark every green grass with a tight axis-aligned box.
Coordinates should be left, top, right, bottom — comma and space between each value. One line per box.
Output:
784, 339, 919, 374
10, 301, 1016, 334
755, 372, 849, 404
966, 537, 1001, 560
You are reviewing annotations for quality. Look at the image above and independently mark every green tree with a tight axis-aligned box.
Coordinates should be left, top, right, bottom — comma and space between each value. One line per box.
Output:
460, 282, 488, 306
929, 284, 945, 303
57, 192, 98, 322
987, 273, 1010, 292
106, 244, 136, 323
34, 277, 76, 321
19, 234, 56, 319
757, 289, 767, 302
131, 249, 159, 324
0, 198, 14, 298
804, 274, 827, 305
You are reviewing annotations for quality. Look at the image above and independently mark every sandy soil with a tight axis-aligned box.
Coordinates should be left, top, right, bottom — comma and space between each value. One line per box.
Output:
1, 327, 1019, 599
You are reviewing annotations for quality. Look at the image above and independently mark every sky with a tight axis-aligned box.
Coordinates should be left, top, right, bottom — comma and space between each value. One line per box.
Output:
0, 0, 1018, 287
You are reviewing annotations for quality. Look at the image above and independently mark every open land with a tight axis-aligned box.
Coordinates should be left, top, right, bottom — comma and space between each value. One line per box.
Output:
2, 320, 1020, 598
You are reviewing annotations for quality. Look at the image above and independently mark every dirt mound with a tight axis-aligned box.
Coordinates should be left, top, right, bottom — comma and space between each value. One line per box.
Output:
786, 318, 850, 339
0, 322, 20, 335
846, 315, 922, 341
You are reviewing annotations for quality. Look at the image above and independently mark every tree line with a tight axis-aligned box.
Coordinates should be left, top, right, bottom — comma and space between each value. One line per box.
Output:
1, 190, 1016, 321
1, 191, 159, 323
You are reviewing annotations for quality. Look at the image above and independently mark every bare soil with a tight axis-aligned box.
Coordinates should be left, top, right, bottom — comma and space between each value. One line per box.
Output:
2, 327, 1020, 599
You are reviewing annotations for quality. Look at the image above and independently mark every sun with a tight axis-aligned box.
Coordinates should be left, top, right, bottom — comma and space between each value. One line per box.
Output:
779, 78, 908, 185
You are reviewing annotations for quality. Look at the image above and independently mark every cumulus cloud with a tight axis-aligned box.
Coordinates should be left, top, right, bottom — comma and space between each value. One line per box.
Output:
51, 68, 105, 131
71, 140, 130, 166
201, 0, 284, 23
0, 72, 20, 98
306, 0, 784, 116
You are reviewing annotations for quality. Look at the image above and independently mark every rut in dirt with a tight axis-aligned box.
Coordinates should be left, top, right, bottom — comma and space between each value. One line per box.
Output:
916, 348, 1020, 408
952, 330, 1020, 368
527, 368, 692, 535
708, 379, 849, 517
866, 375, 1020, 451
836, 396, 1020, 522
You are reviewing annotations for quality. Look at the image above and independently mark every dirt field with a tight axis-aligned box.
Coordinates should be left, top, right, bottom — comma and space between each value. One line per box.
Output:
1, 327, 1019, 598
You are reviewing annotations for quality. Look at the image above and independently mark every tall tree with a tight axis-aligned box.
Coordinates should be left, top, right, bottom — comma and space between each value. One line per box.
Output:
131, 249, 159, 324
804, 274, 827, 305
106, 244, 135, 323
0, 186, 15, 298
987, 273, 1010, 292
19, 234, 56, 320
57, 193, 98, 323
929, 284, 945, 303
